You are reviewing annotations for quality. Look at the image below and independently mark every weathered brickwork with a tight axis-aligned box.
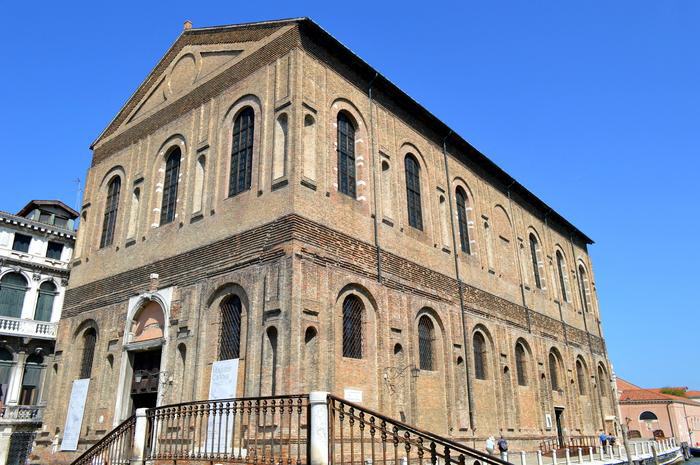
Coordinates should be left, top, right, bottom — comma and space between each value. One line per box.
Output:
35, 18, 616, 464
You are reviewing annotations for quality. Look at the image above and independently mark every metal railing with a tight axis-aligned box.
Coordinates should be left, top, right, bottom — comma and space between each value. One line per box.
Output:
539, 436, 597, 454
328, 395, 509, 465
71, 414, 136, 465
146, 394, 309, 464
0, 405, 45, 422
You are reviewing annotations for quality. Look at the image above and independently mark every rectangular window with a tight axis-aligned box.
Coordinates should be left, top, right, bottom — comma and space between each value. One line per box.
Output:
54, 217, 68, 228
38, 212, 52, 223
12, 234, 31, 253
46, 241, 64, 260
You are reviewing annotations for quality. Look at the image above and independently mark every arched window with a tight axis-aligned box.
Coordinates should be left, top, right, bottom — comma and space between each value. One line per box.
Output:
418, 316, 435, 371
576, 359, 587, 395
578, 265, 591, 313
100, 176, 121, 248
272, 113, 288, 180
0, 348, 13, 404
456, 187, 471, 253
515, 342, 528, 386
219, 295, 242, 360
20, 353, 44, 405
160, 148, 181, 225
34, 281, 57, 322
640, 411, 658, 421
342, 295, 363, 359
473, 332, 487, 380
548, 351, 560, 391
404, 155, 423, 230
0, 273, 28, 318
229, 107, 255, 197
529, 233, 543, 289
597, 365, 608, 397
337, 112, 356, 198
556, 251, 569, 302
79, 328, 97, 379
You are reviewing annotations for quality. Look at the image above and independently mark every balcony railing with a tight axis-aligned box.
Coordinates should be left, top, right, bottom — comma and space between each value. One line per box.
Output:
0, 316, 57, 339
0, 405, 45, 422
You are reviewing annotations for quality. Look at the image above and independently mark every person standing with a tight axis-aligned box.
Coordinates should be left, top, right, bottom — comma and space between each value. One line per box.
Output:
497, 435, 509, 461
486, 436, 496, 455
599, 431, 608, 448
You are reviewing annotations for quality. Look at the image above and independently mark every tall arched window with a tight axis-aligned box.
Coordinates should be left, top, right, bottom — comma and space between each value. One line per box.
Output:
34, 281, 57, 322
342, 295, 363, 359
100, 176, 121, 248
456, 187, 471, 254
529, 233, 543, 289
337, 112, 356, 198
0, 348, 13, 404
219, 295, 242, 360
597, 365, 608, 397
404, 155, 423, 230
548, 351, 560, 391
576, 359, 587, 395
79, 328, 97, 379
20, 353, 44, 405
578, 265, 591, 313
160, 148, 181, 225
515, 342, 528, 386
418, 316, 435, 371
229, 107, 255, 197
556, 251, 569, 302
0, 273, 28, 318
473, 332, 487, 380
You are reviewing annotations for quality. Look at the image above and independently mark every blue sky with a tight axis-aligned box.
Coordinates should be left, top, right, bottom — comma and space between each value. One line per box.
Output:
1, 2, 698, 388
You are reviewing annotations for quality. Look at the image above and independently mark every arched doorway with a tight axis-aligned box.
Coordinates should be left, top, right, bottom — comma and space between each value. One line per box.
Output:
127, 300, 165, 412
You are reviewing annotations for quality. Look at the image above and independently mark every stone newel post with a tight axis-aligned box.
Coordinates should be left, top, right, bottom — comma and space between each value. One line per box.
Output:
130, 408, 149, 465
310, 391, 330, 465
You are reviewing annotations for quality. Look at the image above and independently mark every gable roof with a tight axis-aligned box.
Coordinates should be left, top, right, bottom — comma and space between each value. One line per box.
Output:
617, 378, 699, 405
17, 199, 79, 219
91, 17, 594, 245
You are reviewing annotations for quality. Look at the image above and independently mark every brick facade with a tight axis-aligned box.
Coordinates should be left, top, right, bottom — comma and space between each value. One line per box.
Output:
35, 18, 617, 464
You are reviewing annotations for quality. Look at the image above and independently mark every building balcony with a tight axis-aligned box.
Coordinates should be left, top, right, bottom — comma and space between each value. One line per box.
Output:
0, 316, 57, 340
0, 405, 45, 424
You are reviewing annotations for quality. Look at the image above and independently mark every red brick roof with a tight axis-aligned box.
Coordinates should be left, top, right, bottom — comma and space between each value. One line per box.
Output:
617, 378, 699, 405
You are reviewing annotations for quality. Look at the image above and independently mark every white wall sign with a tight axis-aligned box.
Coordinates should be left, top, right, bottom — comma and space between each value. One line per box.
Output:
206, 359, 239, 453
545, 413, 553, 429
344, 388, 363, 404
61, 379, 90, 451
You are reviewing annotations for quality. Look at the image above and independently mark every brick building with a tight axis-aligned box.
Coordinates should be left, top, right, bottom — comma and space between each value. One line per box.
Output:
36, 18, 617, 462
617, 379, 700, 446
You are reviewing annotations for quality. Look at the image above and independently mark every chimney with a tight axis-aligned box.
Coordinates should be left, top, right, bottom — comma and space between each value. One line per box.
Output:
183, 20, 192, 31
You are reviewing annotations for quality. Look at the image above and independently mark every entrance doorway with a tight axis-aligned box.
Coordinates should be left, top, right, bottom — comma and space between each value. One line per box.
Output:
131, 349, 161, 412
555, 408, 565, 447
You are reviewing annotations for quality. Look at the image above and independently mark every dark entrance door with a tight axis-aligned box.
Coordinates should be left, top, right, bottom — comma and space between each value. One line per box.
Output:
131, 349, 161, 412
555, 407, 565, 447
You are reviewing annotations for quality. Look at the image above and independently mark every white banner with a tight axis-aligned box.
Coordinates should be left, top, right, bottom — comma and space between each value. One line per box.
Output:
61, 378, 90, 451
205, 359, 239, 454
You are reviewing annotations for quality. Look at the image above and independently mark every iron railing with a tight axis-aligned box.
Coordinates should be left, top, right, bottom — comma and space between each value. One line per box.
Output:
539, 436, 599, 454
146, 394, 309, 463
71, 414, 136, 465
328, 395, 510, 465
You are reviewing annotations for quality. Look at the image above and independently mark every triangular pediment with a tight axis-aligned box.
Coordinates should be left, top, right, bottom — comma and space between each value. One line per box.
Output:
93, 19, 301, 148
125, 45, 245, 124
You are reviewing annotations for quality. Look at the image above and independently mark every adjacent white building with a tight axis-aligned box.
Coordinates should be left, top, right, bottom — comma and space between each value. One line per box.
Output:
0, 200, 77, 465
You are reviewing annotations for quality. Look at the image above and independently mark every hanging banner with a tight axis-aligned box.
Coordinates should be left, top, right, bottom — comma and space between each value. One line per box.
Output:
205, 359, 239, 454
61, 378, 90, 451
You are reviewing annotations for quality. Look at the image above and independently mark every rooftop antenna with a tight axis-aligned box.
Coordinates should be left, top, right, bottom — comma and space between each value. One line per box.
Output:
73, 178, 82, 211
